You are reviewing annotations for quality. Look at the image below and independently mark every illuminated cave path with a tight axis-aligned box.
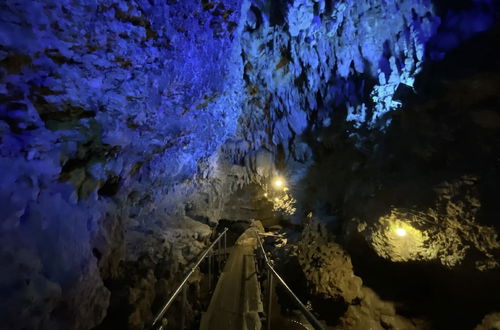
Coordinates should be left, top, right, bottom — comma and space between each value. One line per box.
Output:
200, 222, 264, 330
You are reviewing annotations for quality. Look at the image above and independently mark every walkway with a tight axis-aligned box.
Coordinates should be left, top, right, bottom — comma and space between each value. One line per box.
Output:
200, 222, 264, 330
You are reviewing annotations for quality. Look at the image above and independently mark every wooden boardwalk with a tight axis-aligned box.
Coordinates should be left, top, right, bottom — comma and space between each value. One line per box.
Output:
200, 223, 264, 330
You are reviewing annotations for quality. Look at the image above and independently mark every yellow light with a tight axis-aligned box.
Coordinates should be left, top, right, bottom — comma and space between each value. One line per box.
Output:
263, 193, 268, 197
274, 197, 280, 202
273, 177, 285, 189
395, 228, 407, 237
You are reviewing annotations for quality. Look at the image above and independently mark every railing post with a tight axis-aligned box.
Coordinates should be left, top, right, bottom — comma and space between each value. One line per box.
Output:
267, 268, 273, 330
208, 251, 212, 291
218, 238, 221, 271
152, 229, 229, 329
181, 285, 187, 329
252, 230, 324, 330
224, 230, 227, 257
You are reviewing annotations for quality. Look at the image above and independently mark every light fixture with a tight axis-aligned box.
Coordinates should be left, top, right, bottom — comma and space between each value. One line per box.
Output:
395, 228, 407, 237
273, 177, 285, 189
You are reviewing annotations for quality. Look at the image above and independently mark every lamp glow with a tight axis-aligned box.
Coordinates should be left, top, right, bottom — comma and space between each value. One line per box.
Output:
395, 228, 407, 237
273, 177, 285, 189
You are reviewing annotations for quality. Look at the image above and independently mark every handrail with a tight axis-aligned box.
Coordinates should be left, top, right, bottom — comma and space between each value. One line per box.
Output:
151, 227, 228, 328
254, 231, 325, 330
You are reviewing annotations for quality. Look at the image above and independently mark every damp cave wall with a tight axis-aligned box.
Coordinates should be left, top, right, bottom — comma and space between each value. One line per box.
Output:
1, 0, 499, 329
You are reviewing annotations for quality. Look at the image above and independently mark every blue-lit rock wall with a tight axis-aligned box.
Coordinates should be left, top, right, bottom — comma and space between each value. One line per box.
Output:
0, 0, 245, 328
0, 0, 497, 328
237, 0, 439, 155
235, 0, 496, 157
231, 0, 497, 225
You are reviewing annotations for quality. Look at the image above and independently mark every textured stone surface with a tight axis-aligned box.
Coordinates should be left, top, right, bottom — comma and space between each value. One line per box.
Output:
1, 0, 498, 328
297, 223, 362, 303
338, 287, 425, 330
475, 313, 500, 330
291, 21, 500, 329
293, 223, 424, 328
238, 0, 439, 152
0, 0, 246, 328
363, 176, 500, 268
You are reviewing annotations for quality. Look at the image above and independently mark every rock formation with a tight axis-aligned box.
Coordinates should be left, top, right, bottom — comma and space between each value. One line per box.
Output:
1, 0, 499, 329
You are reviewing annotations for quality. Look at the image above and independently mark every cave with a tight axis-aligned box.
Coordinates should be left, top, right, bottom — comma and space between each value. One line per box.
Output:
1, 0, 499, 329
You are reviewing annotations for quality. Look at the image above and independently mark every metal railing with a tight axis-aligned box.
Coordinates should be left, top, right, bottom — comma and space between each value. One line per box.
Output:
254, 231, 325, 330
151, 227, 228, 329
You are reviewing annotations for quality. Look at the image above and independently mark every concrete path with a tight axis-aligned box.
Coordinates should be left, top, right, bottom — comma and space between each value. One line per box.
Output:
200, 222, 264, 330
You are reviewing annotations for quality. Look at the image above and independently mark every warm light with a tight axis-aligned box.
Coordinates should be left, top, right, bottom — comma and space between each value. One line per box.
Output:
274, 197, 280, 202
395, 228, 407, 237
273, 177, 285, 189
263, 193, 268, 197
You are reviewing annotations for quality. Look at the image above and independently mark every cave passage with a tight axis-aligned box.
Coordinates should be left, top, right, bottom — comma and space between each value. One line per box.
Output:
1, 0, 500, 329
